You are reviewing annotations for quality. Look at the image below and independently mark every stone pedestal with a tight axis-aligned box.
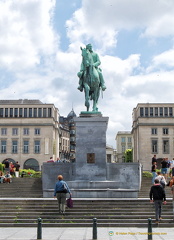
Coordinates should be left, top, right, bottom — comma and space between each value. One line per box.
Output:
42, 113, 142, 198
74, 115, 109, 181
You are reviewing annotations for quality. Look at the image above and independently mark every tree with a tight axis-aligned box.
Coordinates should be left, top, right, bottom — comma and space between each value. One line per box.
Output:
125, 149, 133, 162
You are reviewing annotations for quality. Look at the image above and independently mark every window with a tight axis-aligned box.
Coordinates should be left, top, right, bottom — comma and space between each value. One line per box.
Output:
35, 128, 40, 135
43, 108, 46, 117
128, 144, 132, 149
121, 137, 126, 143
163, 128, 169, 135
169, 107, 173, 117
145, 107, 148, 117
29, 108, 32, 117
163, 139, 169, 154
19, 108, 23, 117
150, 107, 153, 116
107, 154, 111, 163
140, 108, 144, 117
12, 128, 18, 135
122, 156, 125, 162
1, 128, 7, 135
38, 108, 42, 117
5, 108, 8, 117
152, 139, 158, 153
70, 130, 75, 135
70, 137, 75, 142
10, 108, 13, 117
160, 107, 163, 116
127, 137, 132, 143
24, 108, 27, 117
122, 145, 126, 153
34, 140, 40, 153
23, 140, 29, 153
1, 140, 6, 153
48, 108, 52, 117
0, 108, 3, 117
70, 145, 75, 151
155, 107, 158, 117
23, 128, 29, 135
12, 140, 18, 153
164, 107, 168, 116
151, 128, 157, 135
14, 108, 18, 117
34, 108, 37, 117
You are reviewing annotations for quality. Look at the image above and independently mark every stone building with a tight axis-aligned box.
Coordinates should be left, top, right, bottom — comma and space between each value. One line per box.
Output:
132, 103, 174, 171
59, 109, 76, 162
106, 145, 117, 163
116, 131, 133, 162
0, 99, 59, 170
67, 109, 76, 162
59, 116, 70, 160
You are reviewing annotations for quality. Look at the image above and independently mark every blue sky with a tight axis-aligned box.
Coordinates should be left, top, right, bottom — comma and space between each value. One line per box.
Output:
1, 0, 174, 147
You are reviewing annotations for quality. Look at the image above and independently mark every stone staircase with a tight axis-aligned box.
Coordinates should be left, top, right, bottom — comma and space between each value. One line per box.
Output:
0, 177, 43, 198
0, 199, 173, 227
0, 176, 173, 228
138, 176, 172, 198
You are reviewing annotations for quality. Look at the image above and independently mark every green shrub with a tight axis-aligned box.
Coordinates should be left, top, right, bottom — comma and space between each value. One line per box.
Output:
143, 171, 152, 177
19, 169, 41, 178
0, 163, 5, 172
0, 163, 4, 172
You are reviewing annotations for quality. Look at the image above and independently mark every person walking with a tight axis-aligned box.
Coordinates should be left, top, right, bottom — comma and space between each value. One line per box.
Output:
151, 161, 157, 184
152, 155, 157, 165
161, 158, 168, 180
4, 159, 10, 172
14, 161, 20, 177
54, 175, 71, 214
155, 171, 167, 188
149, 179, 166, 223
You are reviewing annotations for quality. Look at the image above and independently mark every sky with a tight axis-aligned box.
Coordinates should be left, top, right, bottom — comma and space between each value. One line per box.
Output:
1, 0, 174, 148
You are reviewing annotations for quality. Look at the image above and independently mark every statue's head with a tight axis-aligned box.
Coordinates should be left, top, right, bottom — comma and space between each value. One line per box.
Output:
86, 43, 92, 51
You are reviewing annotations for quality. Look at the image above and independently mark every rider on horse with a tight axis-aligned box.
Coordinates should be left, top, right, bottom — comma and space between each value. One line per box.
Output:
77, 43, 106, 92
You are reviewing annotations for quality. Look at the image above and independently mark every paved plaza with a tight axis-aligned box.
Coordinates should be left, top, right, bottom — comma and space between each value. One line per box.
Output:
0, 227, 174, 240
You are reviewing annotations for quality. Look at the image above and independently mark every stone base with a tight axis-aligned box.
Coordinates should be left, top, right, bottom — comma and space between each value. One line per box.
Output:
42, 162, 142, 198
80, 111, 102, 117
74, 115, 109, 180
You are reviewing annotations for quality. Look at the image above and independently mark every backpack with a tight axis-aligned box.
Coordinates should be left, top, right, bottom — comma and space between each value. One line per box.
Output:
160, 179, 166, 188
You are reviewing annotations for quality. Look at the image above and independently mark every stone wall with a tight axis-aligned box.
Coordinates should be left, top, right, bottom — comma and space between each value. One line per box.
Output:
42, 162, 142, 198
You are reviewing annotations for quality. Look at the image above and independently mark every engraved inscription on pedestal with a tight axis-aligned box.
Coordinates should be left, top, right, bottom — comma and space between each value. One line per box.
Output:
87, 153, 95, 163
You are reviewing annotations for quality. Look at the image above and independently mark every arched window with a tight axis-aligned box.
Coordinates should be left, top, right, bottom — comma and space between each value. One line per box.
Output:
2, 158, 15, 164
24, 158, 39, 171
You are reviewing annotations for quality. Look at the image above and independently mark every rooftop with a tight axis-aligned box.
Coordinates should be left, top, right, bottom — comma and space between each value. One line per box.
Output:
0, 99, 43, 105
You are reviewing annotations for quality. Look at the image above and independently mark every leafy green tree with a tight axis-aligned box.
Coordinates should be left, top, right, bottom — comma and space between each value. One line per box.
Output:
125, 149, 133, 162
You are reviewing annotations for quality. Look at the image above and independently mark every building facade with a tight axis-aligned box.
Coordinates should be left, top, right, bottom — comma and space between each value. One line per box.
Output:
106, 145, 117, 163
59, 118, 70, 161
116, 131, 133, 162
0, 99, 59, 170
132, 103, 174, 170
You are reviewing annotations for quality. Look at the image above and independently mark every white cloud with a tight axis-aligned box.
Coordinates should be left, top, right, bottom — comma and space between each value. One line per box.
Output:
147, 49, 174, 71
0, 0, 57, 71
66, 0, 174, 53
